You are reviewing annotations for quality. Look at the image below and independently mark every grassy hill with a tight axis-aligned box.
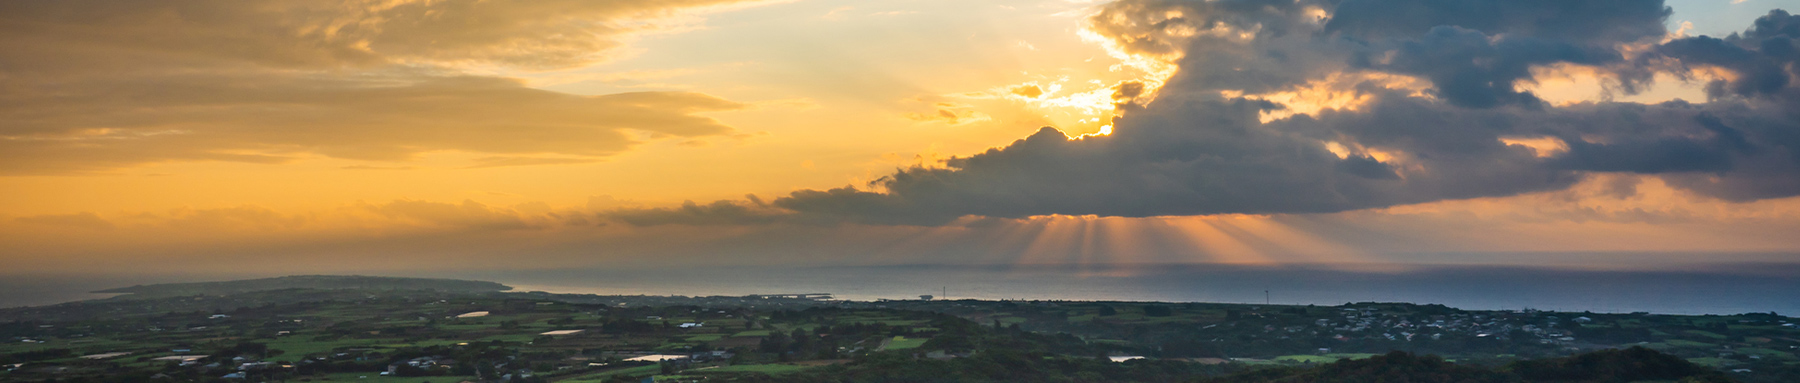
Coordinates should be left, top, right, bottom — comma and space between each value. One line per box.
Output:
93, 275, 510, 298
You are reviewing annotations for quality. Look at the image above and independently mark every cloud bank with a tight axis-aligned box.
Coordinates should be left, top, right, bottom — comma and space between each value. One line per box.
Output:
0, 0, 761, 174
614, 1, 1800, 226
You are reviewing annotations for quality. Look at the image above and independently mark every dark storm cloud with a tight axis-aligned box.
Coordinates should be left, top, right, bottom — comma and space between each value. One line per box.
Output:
1091, 0, 1343, 95
607, 2, 1800, 226
1656, 10, 1800, 100
817, 93, 1574, 223
1551, 112, 1747, 174
1747, 9, 1800, 41
1360, 26, 1623, 108
1323, 0, 1672, 44
1622, 9, 1800, 201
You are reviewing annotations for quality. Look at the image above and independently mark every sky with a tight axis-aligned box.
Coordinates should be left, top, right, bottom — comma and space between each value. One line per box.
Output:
2, 0, 1799, 276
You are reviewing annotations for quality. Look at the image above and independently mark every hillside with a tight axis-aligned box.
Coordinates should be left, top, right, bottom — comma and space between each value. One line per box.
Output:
0, 288, 1782, 382
93, 275, 511, 298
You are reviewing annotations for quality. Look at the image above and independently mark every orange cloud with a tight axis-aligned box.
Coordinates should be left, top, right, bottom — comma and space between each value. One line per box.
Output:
0, 0, 767, 175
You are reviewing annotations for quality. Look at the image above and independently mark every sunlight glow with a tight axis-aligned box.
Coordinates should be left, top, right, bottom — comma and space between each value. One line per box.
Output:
1524, 63, 1709, 105
904, 213, 1380, 273
1236, 73, 1432, 123
1499, 136, 1572, 158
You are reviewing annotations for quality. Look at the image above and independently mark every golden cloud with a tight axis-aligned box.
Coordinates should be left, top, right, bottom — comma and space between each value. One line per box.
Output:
0, 0, 766, 174
0, 0, 763, 72
0, 74, 747, 174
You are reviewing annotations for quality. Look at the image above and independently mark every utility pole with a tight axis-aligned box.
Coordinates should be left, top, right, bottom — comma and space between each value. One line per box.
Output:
1265, 290, 1270, 305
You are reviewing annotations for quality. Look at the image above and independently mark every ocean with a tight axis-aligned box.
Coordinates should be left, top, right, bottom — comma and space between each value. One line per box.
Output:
6, 263, 1798, 315
454, 263, 1800, 315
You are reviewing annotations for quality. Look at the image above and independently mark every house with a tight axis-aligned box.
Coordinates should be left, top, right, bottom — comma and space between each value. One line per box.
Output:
623, 354, 688, 362
387, 356, 454, 374
80, 352, 132, 360
679, 322, 703, 329
690, 350, 734, 362
153, 354, 205, 363
923, 350, 965, 360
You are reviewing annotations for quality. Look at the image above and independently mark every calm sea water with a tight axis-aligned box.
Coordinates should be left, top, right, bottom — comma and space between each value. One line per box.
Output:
0, 275, 139, 308
6, 263, 1798, 315
448, 263, 1800, 316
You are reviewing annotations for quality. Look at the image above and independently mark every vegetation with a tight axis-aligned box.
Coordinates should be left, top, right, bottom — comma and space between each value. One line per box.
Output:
1, 276, 1794, 382
93, 275, 511, 299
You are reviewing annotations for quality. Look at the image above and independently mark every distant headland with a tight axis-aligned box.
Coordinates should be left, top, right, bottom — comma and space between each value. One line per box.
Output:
92, 275, 512, 299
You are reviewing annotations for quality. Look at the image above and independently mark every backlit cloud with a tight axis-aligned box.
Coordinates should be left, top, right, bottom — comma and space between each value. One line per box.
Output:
608, 1, 1800, 226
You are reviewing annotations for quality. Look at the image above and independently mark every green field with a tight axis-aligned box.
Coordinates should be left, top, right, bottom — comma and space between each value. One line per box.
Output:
1274, 353, 1378, 363
434, 323, 496, 331
264, 336, 391, 359
477, 334, 538, 343
1738, 347, 1800, 361
1686, 357, 1739, 367
685, 334, 726, 342
885, 336, 928, 350
264, 338, 472, 362
308, 372, 478, 382
1684, 330, 1728, 339
1664, 339, 1717, 348
700, 364, 812, 374
561, 365, 662, 382
1274, 355, 1338, 363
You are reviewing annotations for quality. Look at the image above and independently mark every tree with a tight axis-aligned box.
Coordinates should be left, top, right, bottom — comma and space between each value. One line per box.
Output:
476, 361, 497, 379
760, 331, 792, 353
